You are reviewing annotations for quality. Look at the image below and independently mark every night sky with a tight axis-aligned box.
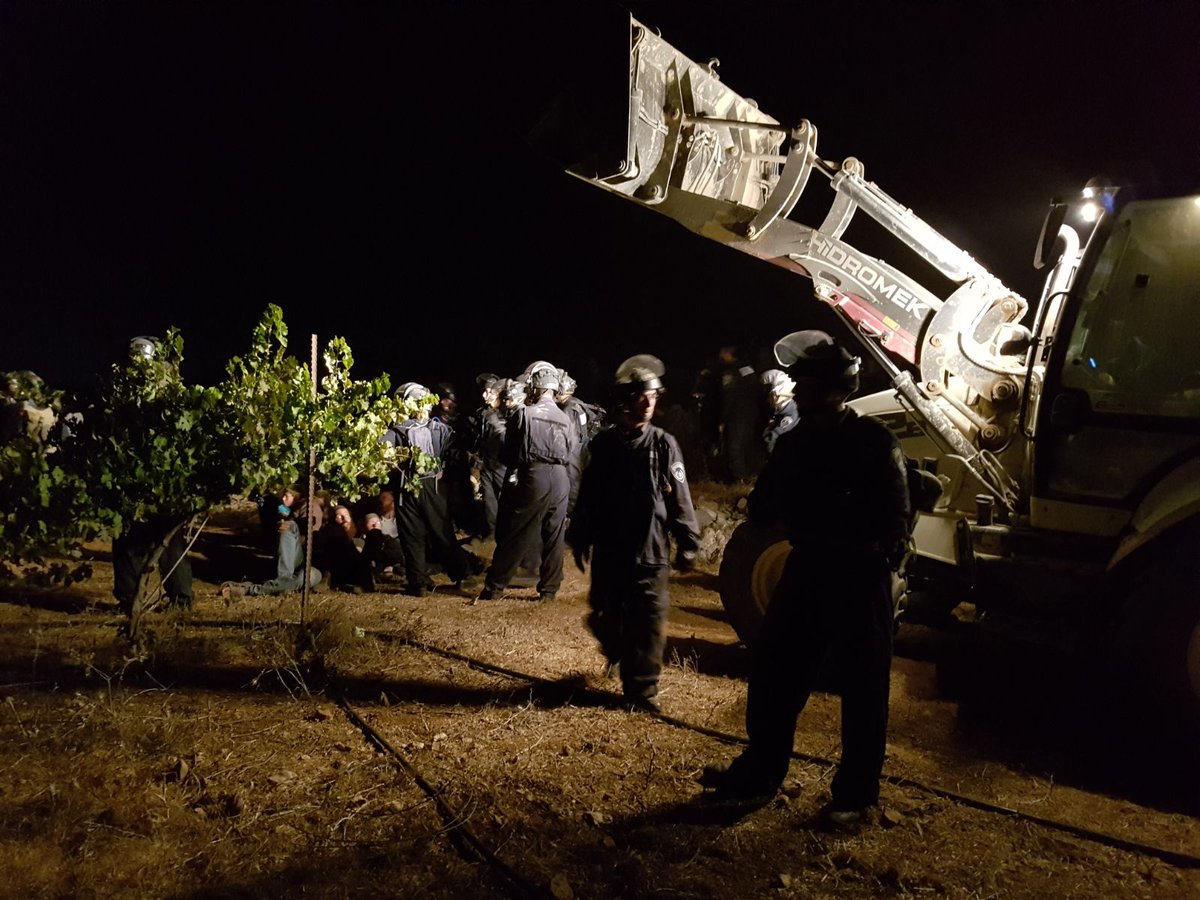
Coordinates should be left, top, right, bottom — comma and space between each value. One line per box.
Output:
3, 1, 1198, 400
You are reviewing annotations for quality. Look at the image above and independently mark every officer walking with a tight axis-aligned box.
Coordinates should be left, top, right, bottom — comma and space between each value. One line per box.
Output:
699, 331, 910, 828
382, 383, 480, 597
477, 364, 576, 602
567, 355, 700, 713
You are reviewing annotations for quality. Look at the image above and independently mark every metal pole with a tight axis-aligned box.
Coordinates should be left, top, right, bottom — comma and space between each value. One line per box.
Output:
302, 333, 317, 625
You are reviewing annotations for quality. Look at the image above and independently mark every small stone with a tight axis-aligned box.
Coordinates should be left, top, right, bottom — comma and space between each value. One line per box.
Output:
267, 770, 298, 786
881, 808, 904, 828
432, 732, 448, 743
602, 835, 616, 849
582, 810, 608, 826
777, 873, 793, 888
549, 873, 574, 900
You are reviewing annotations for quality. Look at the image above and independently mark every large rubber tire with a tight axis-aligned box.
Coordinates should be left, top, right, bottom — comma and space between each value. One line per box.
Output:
718, 522, 908, 647
1110, 520, 1200, 730
717, 521, 791, 646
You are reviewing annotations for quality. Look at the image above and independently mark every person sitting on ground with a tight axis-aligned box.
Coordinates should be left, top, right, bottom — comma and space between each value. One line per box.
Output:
313, 504, 375, 594
361, 512, 406, 582
222, 484, 323, 598
376, 489, 399, 538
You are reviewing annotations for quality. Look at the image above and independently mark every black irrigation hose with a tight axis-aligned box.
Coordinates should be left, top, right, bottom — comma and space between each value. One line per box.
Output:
9, 610, 1200, 871
332, 692, 543, 900
381, 632, 1200, 872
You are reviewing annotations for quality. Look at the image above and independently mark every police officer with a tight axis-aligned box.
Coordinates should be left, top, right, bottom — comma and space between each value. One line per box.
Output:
431, 381, 480, 537
382, 383, 480, 597
477, 364, 576, 602
553, 369, 600, 517
567, 355, 700, 713
760, 368, 799, 455
474, 374, 509, 539
699, 331, 910, 827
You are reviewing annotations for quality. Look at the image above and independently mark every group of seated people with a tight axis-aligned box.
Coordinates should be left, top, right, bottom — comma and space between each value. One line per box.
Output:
220, 485, 409, 599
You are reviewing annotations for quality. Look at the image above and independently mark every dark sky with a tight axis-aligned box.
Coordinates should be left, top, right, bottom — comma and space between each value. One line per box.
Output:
3, 1, 1198, 398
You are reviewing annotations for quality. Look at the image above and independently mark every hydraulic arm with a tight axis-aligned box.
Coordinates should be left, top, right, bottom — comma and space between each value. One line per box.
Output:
577, 18, 1034, 511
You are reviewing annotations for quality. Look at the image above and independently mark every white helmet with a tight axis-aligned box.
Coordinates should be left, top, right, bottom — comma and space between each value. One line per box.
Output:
760, 368, 796, 398
129, 336, 158, 361
395, 382, 430, 402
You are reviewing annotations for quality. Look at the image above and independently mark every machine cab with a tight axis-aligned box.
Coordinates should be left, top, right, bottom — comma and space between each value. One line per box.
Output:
1030, 185, 1200, 540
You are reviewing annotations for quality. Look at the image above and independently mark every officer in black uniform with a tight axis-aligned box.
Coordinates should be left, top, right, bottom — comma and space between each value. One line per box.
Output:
474, 375, 510, 540
431, 381, 482, 538
699, 331, 910, 827
760, 368, 799, 455
567, 355, 700, 713
382, 382, 480, 597
477, 365, 576, 602
553, 369, 599, 517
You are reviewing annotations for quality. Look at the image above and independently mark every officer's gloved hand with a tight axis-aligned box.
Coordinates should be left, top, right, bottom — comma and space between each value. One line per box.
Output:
674, 549, 696, 573
573, 546, 590, 573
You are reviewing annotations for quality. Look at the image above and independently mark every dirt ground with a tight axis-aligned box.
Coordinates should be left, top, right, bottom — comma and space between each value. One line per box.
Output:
2, 487, 1199, 899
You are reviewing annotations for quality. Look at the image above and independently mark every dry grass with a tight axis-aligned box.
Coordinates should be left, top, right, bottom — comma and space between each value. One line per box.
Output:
0, 499, 1197, 899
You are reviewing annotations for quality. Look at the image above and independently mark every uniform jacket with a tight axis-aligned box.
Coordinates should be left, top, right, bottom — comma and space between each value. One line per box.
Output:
476, 406, 508, 474
569, 423, 701, 566
748, 407, 910, 564
763, 399, 799, 455
560, 396, 604, 449
501, 395, 576, 469
381, 417, 452, 489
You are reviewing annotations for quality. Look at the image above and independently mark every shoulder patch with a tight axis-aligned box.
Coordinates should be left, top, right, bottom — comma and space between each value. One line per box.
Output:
670, 461, 686, 482
779, 416, 794, 430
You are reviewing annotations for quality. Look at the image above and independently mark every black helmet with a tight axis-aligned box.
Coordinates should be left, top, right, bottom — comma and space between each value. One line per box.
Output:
615, 354, 665, 392
527, 367, 561, 394
476, 372, 500, 390
773, 330, 860, 390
